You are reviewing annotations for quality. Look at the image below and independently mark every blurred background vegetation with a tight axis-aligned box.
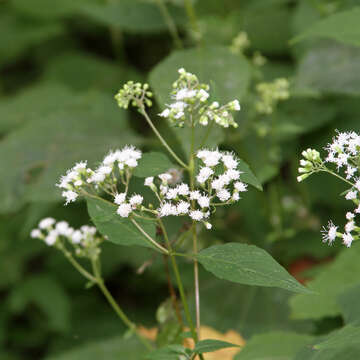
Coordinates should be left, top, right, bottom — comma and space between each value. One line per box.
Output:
2, 0, 360, 359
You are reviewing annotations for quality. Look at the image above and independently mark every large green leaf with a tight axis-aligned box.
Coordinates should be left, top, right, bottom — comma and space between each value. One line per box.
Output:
337, 282, 360, 323
235, 331, 313, 360
292, 7, 360, 47
196, 243, 310, 293
8, 274, 70, 332
0, 12, 63, 67
238, 159, 263, 191
80, 0, 185, 33
290, 243, 360, 320
149, 46, 251, 107
295, 42, 360, 95
46, 337, 145, 360
193, 339, 239, 354
133, 152, 174, 177
0, 90, 139, 213
87, 198, 157, 250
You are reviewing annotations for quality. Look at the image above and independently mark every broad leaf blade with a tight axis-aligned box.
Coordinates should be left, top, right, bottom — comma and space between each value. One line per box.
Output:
87, 198, 157, 250
197, 243, 311, 293
193, 339, 239, 354
133, 152, 174, 177
238, 159, 262, 191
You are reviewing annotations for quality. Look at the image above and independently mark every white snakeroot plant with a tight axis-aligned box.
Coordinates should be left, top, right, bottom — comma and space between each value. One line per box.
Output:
298, 131, 360, 248
31, 68, 304, 359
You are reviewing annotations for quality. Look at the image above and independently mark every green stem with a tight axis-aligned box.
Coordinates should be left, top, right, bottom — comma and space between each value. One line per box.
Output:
184, 0, 200, 40
91, 259, 153, 351
155, 0, 183, 49
63, 251, 96, 283
321, 168, 355, 187
140, 107, 188, 169
199, 120, 214, 148
131, 218, 169, 255
158, 219, 198, 343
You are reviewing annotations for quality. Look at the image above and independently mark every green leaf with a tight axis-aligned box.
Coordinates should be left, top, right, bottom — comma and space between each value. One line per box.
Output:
146, 344, 189, 360
80, 0, 185, 33
149, 46, 251, 108
196, 243, 311, 293
87, 198, 157, 250
8, 274, 70, 332
295, 42, 360, 96
0, 90, 140, 213
238, 159, 263, 191
313, 323, 360, 350
133, 152, 174, 177
0, 12, 63, 67
193, 339, 239, 354
46, 337, 145, 360
234, 331, 313, 360
292, 7, 360, 47
337, 282, 360, 323
290, 243, 360, 320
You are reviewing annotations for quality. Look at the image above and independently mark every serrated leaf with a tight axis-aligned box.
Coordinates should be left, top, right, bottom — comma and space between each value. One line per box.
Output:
290, 243, 360, 320
46, 337, 145, 360
87, 198, 157, 250
196, 243, 310, 293
133, 152, 174, 177
149, 46, 251, 108
292, 7, 360, 47
234, 331, 313, 360
193, 339, 239, 354
238, 159, 263, 191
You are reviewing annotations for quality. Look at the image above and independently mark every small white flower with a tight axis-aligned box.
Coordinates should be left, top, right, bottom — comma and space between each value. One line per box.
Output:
62, 190, 78, 205
177, 201, 190, 214
234, 181, 248, 192
203, 150, 222, 167
176, 183, 189, 196
74, 180, 82, 187
197, 167, 214, 184
217, 189, 231, 202
117, 203, 132, 218
198, 196, 210, 208
226, 169, 241, 180
232, 192, 240, 201
159, 202, 178, 217
129, 194, 143, 206
98, 165, 112, 175
345, 190, 357, 200
31, 229, 42, 238
45, 229, 58, 246
55, 221, 70, 236
114, 193, 127, 205
103, 152, 117, 166
222, 154, 238, 169
346, 212, 355, 220
345, 221, 355, 233
71, 230, 83, 244
159, 108, 170, 118
343, 232, 353, 247
204, 222, 212, 229
125, 158, 138, 168
159, 173, 172, 183
145, 177, 154, 187
189, 210, 204, 221
166, 188, 178, 200
190, 190, 201, 200
39, 217, 55, 229
321, 221, 338, 244
198, 89, 209, 102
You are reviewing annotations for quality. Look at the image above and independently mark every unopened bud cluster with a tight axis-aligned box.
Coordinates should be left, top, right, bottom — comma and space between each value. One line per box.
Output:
298, 131, 360, 248
297, 148, 323, 182
159, 68, 240, 128
230, 31, 250, 54
114, 81, 153, 110
255, 78, 289, 114
31, 218, 103, 258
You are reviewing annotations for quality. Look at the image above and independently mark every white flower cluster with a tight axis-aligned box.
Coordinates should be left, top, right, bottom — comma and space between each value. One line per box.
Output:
114, 81, 153, 109
31, 218, 103, 255
299, 131, 360, 248
57, 145, 142, 205
159, 68, 240, 128
142, 149, 248, 229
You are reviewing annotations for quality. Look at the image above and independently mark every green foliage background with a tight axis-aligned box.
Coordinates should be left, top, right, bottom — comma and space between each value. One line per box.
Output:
2, 0, 360, 358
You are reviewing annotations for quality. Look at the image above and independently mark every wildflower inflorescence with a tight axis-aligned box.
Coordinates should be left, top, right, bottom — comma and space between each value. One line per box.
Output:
158, 68, 240, 128
298, 131, 360, 247
31, 218, 104, 258
255, 78, 290, 115
114, 81, 153, 110
56, 145, 248, 230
